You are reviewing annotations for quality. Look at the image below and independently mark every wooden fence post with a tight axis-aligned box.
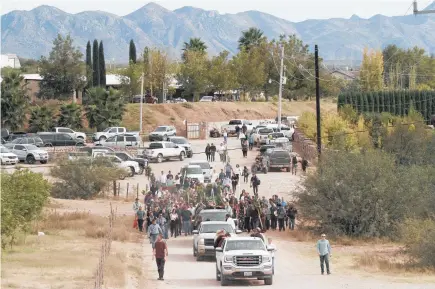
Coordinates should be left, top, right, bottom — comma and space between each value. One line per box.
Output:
136, 183, 139, 198
117, 182, 121, 197
126, 183, 129, 198
112, 181, 116, 196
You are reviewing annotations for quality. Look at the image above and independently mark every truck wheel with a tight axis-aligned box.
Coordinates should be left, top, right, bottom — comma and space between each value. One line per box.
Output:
128, 166, 135, 177
119, 172, 126, 180
99, 136, 106, 141
193, 247, 197, 257
264, 277, 273, 285
157, 154, 163, 163
26, 155, 36, 164
40, 160, 47, 164
179, 151, 185, 161
216, 265, 221, 281
220, 274, 228, 286
287, 166, 291, 172
138, 166, 144, 175
196, 255, 202, 261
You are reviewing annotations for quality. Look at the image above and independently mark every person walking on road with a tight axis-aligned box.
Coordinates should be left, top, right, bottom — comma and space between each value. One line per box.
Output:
170, 209, 179, 238
242, 139, 248, 158
148, 218, 163, 249
137, 206, 146, 232
205, 144, 211, 162
292, 155, 298, 175
316, 233, 332, 275
223, 129, 228, 143
210, 143, 216, 162
277, 203, 286, 231
287, 205, 298, 230
250, 173, 260, 196
153, 234, 168, 281
243, 166, 249, 183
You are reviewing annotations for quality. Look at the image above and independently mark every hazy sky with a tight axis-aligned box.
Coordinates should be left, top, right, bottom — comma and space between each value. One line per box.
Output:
1, 0, 430, 21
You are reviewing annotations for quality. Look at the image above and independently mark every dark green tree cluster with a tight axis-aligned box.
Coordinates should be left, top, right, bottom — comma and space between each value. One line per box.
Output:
337, 90, 435, 123
88, 39, 106, 87
27, 103, 83, 133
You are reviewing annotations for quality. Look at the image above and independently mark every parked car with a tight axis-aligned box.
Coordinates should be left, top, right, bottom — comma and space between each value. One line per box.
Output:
169, 136, 193, 158
78, 146, 115, 154
264, 149, 292, 172
199, 95, 214, 102
215, 237, 274, 286
106, 155, 141, 177
37, 133, 85, 147
93, 127, 140, 142
253, 127, 274, 145
221, 119, 255, 136
0, 146, 19, 165
259, 145, 276, 155
4, 136, 44, 147
52, 127, 87, 140
4, 132, 28, 141
144, 141, 186, 163
173, 98, 187, 103
188, 160, 213, 183
113, 151, 146, 174
97, 134, 140, 148
9, 144, 49, 164
149, 126, 177, 141
180, 165, 205, 184
131, 95, 145, 103
192, 221, 240, 261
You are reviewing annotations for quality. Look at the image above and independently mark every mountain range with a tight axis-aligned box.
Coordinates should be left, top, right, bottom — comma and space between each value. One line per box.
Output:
1, 2, 435, 63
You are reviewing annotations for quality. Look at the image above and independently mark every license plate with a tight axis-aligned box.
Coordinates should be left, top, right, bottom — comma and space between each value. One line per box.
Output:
243, 272, 252, 277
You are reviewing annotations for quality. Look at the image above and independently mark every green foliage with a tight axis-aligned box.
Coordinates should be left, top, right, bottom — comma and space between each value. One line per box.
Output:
50, 158, 124, 200
99, 41, 106, 87
401, 219, 435, 268
38, 34, 85, 100
86, 40, 93, 87
57, 103, 83, 129
208, 51, 236, 93
92, 39, 100, 87
1, 70, 29, 130
232, 47, 266, 98
129, 39, 137, 64
28, 106, 56, 133
85, 87, 125, 131
177, 50, 210, 99
182, 37, 207, 60
1, 170, 51, 249
238, 27, 266, 51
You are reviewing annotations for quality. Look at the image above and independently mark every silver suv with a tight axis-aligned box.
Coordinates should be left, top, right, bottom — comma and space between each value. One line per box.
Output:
9, 144, 49, 164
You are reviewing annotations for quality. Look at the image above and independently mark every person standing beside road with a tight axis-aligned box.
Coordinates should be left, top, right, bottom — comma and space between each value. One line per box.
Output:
157, 213, 168, 239
242, 139, 248, 158
276, 203, 286, 231
243, 166, 249, 183
205, 144, 211, 162
231, 173, 239, 193
287, 205, 298, 231
133, 198, 142, 213
210, 143, 216, 162
250, 173, 260, 196
225, 213, 236, 230
181, 206, 192, 236
170, 208, 179, 238
219, 143, 226, 163
148, 218, 163, 249
225, 162, 232, 178
242, 123, 247, 135
316, 234, 332, 275
153, 234, 168, 281
223, 129, 228, 143
137, 206, 146, 232
292, 155, 298, 175
248, 133, 254, 151
158, 171, 167, 189
235, 125, 241, 138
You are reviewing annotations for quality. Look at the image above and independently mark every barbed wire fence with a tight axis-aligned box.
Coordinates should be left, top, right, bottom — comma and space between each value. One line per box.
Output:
93, 204, 116, 289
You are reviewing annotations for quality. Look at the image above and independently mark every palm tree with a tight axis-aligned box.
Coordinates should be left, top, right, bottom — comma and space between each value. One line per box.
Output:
182, 38, 207, 60
57, 103, 83, 129
28, 106, 56, 133
238, 27, 265, 51
1, 70, 29, 130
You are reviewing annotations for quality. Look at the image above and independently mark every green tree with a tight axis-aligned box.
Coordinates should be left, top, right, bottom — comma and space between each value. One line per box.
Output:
38, 34, 85, 100
85, 87, 125, 131
99, 41, 106, 87
359, 48, 384, 91
238, 27, 265, 51
85, 40, 92, 87
1, 170, 51, 249
177, 50, 210, 101
208, 51, 236, 94
92, 39, 100, 87
182, 38, 207, 60
28, 106, 56, 133
57, 103, 83, 129
0, 70, 29, 130
129, 39, 137, 64
232, 47, 265, 99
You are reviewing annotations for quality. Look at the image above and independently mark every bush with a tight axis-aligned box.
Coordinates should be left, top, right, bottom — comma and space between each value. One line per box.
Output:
401, 219, 435, 268
295, 150, 421, 238
50, 158, 124, 199
1, 170, 51, 249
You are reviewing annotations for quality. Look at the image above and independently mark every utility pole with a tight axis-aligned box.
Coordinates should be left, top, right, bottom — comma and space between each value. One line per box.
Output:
413, 0, 435, 14
315, 45, 322, 159
278, 45, 284, 131
139, 72, 144, 133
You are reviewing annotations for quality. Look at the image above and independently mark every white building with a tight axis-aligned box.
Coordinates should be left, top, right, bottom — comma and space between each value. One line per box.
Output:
1, 54, 21, 69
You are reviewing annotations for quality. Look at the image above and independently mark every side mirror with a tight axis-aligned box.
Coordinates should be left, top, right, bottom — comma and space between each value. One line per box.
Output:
236, 229, 242, 234
210, 166, 213, 169
192, 230, 199, 234
203, 172, 206, 174
215, 247, 223, 252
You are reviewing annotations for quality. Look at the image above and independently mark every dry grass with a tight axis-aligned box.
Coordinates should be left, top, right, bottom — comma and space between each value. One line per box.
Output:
1, 209, 144, 289
121, 100, 337, 132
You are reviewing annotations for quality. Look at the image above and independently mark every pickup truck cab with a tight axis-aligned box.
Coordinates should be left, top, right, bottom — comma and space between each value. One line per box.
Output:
169, 136, 193, 158
221, 120, 254, 136
53, 127, 86, 140
93, 127, 140, 141
181, 165, 205, 184
215, 237, 274, 286
253, 127, 274, 145
144, 141, 186, 163
192, 221, 241, 261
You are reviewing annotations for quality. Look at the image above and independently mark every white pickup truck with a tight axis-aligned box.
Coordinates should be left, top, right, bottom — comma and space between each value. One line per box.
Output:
93, 127, 140, 142
144, 141, 186, 163
215, 237, 274, 286
221, 119, 255, 136
53, 127, 87, 140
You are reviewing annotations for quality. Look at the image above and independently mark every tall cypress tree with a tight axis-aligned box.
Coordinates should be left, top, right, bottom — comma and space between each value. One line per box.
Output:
85, 41, 92, 87
129, 39, 137, 64
92, 39, 99, 87
99, 41, 106, 87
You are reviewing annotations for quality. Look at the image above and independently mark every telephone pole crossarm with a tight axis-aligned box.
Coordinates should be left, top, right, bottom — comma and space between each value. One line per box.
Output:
413, 0, 435, 14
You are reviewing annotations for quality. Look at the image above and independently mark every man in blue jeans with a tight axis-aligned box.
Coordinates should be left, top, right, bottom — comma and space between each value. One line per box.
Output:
316, 233, 332, 275
181, 206, 192, 236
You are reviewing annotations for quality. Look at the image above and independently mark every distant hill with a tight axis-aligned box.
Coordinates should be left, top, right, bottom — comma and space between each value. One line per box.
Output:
1, 2, 434, 63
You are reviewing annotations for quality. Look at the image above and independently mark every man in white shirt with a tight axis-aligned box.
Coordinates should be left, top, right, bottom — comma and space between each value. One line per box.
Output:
159, 171, 167, 188
226, 214, 236, 230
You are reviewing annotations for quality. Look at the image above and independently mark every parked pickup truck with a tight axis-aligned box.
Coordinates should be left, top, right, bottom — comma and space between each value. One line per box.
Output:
215, 237, 274, 286
144, 141, 186, 163
92, 127, 140, 142
264, 149, 291, 172
53, 127, 87, 140
221, 120, 255, 136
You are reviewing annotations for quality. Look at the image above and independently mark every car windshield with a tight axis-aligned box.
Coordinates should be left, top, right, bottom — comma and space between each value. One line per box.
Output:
103, 128, 111, 132
10, 138, 24, 143
1, 147, 10, 153
186, 167, 202, 174
200, 224, 234, 234
190, 162, 210, 169
26, 145, 39, 150
199, 211, 227, 222
171, 138, 188, 144
116, 153, 129, 161
225, 240, 265, 251
271, 151, 290, 159
149, 143, 163, 149
155, 127, 167, 132
259, 128, 273, 134
229, 120, 242, 125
